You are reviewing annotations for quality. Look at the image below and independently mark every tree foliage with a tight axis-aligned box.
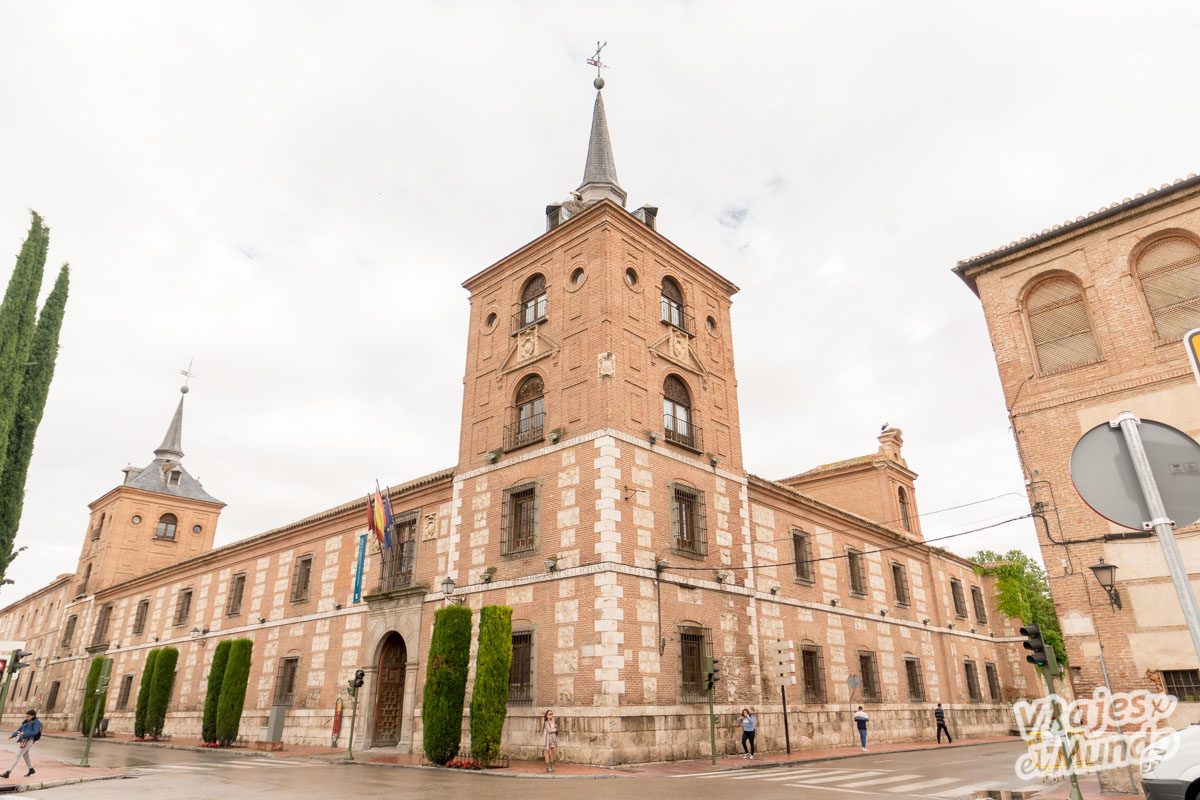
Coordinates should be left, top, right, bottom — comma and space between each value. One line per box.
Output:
469, 605, 513, 762
422, 604, 472, 765
201, 639, 233, 744
972, 549, 1067, 667
145, 647, 179, 739
0, 213, 48, 488
134, 649, 160, 738
216, 639, 253, 746
79, 656, 107, 733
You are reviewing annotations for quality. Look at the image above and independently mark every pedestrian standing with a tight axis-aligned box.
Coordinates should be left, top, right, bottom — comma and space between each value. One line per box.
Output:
738, 708, 757, 759
542, 709, 558, 773
853, 706, 869, 752
1, 710, 40, 779
935, 703, 953, 744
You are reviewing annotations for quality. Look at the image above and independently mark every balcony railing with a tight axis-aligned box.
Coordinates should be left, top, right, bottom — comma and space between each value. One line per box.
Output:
660, 300, 694, 335
663, 413, 702, 452
512, 298, 548, 334
379, 541, 415, 593
504, 413, 545, 451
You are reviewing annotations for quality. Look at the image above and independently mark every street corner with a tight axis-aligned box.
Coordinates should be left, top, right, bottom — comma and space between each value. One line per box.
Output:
0, 756, 126, 793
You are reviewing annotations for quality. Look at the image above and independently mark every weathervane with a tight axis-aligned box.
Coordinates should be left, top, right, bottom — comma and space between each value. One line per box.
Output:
586, 41, 608, 89
180, 358, 197, 394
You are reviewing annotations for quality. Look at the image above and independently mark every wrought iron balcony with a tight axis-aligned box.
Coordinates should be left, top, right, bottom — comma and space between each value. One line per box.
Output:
660, 300, 694, 335
504, 413, 545, 451
512, 298, 548, 334
663, 413, 702, 452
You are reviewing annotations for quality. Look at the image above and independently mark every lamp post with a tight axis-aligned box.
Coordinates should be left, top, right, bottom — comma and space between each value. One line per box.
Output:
1089, 558, 1123, 610
441, 576, 456, 607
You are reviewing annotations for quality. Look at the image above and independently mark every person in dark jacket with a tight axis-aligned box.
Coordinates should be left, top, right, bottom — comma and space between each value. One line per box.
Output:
2, 710, 40, 779
935, 703, 952, 744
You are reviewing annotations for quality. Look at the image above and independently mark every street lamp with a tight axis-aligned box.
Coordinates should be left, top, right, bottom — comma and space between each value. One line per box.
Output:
1089, 558, 1123, 610
441, 576, 456, 605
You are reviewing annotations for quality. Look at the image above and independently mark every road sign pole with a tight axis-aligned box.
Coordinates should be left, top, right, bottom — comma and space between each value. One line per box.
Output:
780, 684, 791, 755
1112, 412, 1200, 662
346, 685, 359, 761
81, 658, 112, 768
707, 683, 717, 765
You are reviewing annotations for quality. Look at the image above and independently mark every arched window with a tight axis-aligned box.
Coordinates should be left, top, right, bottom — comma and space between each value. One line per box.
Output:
898, 487, 912, 532
663, 375, 694, 447
660, 276, 687, 331
1025, 276, 1101, 375
519, 274, 547, 329
511, 374, 545, 448
77, 563, 92, 597
91, 513, 104, 541
155, 513, 178, 541
1135, 235, 1200, 342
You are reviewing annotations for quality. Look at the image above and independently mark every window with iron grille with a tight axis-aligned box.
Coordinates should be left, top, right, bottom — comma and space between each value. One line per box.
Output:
502, 484, 538, 556
291, 554, 314, 602
173, 588, 193, 627
904, 656, 924, 701
1025, 276, 1102, 375
382, 513, 418, 590
898, 488, 912, 532
1162, 669, 1200, 702
847, 549, 866, 596
964, 660, 983, 702
91, 603, 113, 647
274, 656, 300, 705
985, 662, 1002, 702
858, 650, 881, 702
792, 530, 814, 583
133, 599, 150, 635
891, 562, 910, 606
155, 513, 178, 540
800, 644, 826, 704
508, 631, 533, 705
516, 273, 548, 330
950, 578, 968, 618
509, 375, 545, 450
663, 375, 697, 450
60, 615, 77, 648
45, 681, 60, 711
116, 674, 134, 710
971, 585, 988, 624
671, 484, 707, 557
679, 626, 711, 704
1135, 236, 1200, 343
227, 573, 246, 616
660, 277, 689, 332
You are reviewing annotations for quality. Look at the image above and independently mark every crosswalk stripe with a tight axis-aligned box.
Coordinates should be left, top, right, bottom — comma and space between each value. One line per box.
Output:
930, 781, 1003, 797
788, 770, 874, 784
761, 770, 828, 781
840, 773, 924, 788
725, 769, 809, 780
885, 777, 962, 792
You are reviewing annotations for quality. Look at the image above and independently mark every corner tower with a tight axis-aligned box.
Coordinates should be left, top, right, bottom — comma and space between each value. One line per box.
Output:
71, 385, 224, 599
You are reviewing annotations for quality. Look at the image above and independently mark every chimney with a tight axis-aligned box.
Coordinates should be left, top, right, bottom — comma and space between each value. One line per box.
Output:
633, 205, 659, 230
546, 205, 566, 231
877, 427, 904, 461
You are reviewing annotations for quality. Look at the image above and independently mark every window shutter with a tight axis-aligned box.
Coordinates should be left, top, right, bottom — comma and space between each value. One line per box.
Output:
1138, 236, 1200, 342
1026, 277, 1101, 374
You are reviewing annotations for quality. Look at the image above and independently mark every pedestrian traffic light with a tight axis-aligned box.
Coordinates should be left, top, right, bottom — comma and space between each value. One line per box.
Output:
705, 657, 721, 690
353, 669, 365, 688
1020, 624, 1048, 668
8, 650, 31, 675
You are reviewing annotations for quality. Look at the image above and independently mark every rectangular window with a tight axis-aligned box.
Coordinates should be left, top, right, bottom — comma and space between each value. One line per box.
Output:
891, 562, 910, 606
1163, 669, 1200, 702
133, 599, 150, 635
680, 626, 711, 704
950, 578, 968, 618
60, 615, 77, 648
91, 603, 113, 647
971, 585, 988, 624
291, 554, 313, 602
800, 645, 826, 704
792, 530, 814, 583
985, 662, 1002, 703
45, 681, 60, 711
847, 549, 867, 596
274, 657, 300, 706
173, 588, 193, 627
858, 650, 881, 702
964, 660, 983, 702
382, 513, 417, 591
904, 657, 924, 701
227, 573, 246, 616
116, 674, 134, 710
672, 486, 708, 557
508, 631, 533, 705
502, 484, 538, 556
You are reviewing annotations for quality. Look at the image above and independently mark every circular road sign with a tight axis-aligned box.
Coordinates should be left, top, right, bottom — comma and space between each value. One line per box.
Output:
847, 675, 861, 690
1070, 418, 1200, 531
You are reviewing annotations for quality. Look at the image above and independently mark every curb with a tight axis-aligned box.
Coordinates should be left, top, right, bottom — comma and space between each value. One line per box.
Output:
6, 772, 129, 793
341, 760, 624, 780
39, 733, 322, 761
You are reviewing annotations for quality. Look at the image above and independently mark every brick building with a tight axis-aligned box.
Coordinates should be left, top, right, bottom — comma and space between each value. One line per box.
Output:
954, 174, 1200, 725
0, 78, 1037, 764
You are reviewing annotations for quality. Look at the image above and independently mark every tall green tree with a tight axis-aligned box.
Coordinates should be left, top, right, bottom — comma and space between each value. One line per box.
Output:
215, 639, 253, 746
134, 649, 160, 738
79, 656, 107, 733
201, 639, 233, 744
469, 605, 513, 763
0, 264, 68, 581
422, 604, 472, 765
971, 549, 1067, 667
146, 647, 179, 739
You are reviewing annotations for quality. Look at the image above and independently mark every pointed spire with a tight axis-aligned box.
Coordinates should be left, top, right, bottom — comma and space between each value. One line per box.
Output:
154, 386, 187, 462
576, 77, 627, 207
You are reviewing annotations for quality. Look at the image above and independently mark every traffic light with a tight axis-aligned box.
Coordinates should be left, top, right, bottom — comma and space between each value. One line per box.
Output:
1020, 624, 1047, 668
353, 669, 365, 688
705, 657, 721, 690
8, 650, 31, 676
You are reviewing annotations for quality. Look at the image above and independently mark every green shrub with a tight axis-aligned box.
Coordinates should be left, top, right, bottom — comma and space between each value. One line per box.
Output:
469, 605, 513, 762
134, 649, 160, 738
79, 656, 107, 733
145, 647, 179, 739
422, 604, 472, 765
216, 639, 253, 746
201, 640, 233, 744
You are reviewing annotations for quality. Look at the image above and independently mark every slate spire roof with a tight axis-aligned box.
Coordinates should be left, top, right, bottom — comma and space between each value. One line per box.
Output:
575, 78, 627, 208
119, 386, 223, 506
154, 391, 185, 461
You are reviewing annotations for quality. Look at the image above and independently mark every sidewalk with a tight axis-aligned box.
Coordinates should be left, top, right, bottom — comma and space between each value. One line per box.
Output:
42, 728, 343, 760
1036, 775, 1142, 800
0, 746, 122, 793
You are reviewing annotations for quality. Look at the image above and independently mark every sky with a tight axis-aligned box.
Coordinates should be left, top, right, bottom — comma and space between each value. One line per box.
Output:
1, 1, 1199, 605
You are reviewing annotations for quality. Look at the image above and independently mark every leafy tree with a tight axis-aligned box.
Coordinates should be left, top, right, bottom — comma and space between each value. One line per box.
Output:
972, 549, 1067, 667
201, 639, 233, 744
145, 647, 179, 739
422, 604, 472, 765
470, 605, 513, 763
79, 656, 107, 733
0, 265, 68, 580
0, 213, 48, 489
134, 649, 160, 738
216, 639, 253, 746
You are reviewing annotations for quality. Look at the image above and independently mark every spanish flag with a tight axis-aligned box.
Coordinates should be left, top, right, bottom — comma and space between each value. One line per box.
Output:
372, 487, 388, 547
366, 494, 384, 547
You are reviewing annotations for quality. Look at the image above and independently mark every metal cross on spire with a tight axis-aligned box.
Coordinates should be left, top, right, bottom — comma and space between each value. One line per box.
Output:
180, 358, 197, 394
586, 41, 608, 89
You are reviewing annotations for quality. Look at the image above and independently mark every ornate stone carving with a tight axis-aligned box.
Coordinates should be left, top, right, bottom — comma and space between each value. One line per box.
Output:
597, 351, 616, 378
422, 513, 438, 541
517, 328, 537, 360
669, 328, 689, 361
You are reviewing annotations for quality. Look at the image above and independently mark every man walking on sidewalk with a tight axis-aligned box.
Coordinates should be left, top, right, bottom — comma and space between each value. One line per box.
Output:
935, 703, 952, 744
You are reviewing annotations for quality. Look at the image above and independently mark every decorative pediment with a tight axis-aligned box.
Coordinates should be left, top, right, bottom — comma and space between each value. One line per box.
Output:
500, 325, 560, 377
648, 327, 708, 381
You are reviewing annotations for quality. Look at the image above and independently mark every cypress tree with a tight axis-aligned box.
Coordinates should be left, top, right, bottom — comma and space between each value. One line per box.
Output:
0, 265, 68, 582
79, 656, 106, 733
134, 649, 160, 738
201, 639, 232, 744
215, 639, 253, 746
146, 647, 179, 739
469, 605, 513, 763
0, 213, 48, 486
422, 604, 472, 765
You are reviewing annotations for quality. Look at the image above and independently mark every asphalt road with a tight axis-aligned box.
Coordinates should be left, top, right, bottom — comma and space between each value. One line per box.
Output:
23, 737, 1049, 800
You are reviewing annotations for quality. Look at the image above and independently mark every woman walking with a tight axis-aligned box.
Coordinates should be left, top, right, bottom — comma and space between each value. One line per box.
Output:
738, 708, 757, 759
542, 709, 558, 773
2, 710, 40, 779
853, 706, 869, 752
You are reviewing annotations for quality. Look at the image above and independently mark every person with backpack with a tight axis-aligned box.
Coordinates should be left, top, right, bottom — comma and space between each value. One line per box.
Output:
853, 706, 869, 752
935, 703, 952, 744
738, 708, 757, 759
2, 710, 40, 779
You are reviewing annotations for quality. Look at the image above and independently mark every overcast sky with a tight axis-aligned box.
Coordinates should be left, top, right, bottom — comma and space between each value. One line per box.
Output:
2, 2, 1198, 605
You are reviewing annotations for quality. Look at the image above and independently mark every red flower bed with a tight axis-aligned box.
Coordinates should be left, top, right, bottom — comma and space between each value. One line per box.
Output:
445, 757, 483, 770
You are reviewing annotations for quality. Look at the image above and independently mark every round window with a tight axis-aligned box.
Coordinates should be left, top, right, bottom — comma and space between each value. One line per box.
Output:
706, 315, 717, 334
484, 312, 498, 332
625, 267, 639, 287
570, 267, 585, 286
131, 515, 142, 525
192, 524, 203, 534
